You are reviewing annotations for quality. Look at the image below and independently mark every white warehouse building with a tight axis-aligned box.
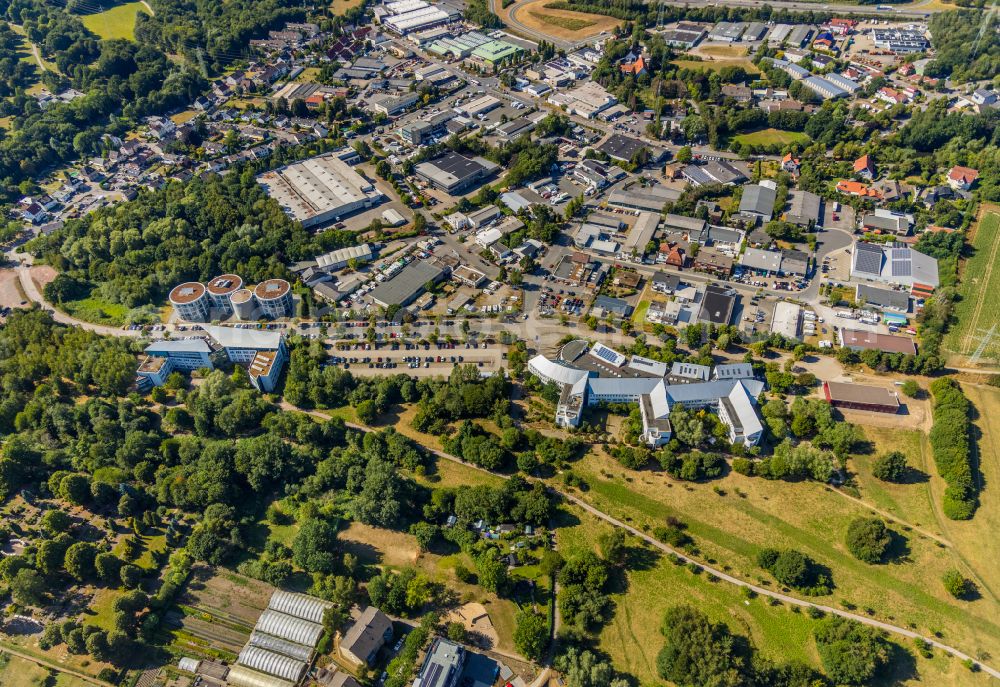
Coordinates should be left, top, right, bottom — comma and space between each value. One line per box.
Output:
257, 153, 384, 229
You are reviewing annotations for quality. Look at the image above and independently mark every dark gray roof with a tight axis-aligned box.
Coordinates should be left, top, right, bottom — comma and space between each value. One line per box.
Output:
597, 134, 664, 163
593, 295, 632, 316
652, 271, 681, 289
341, 607, 392, 664
856, 283, 909, 310
739, 184, 777, 217
369, 260, 445, 306
853, 242, 884, 276
698, 284, 737, 325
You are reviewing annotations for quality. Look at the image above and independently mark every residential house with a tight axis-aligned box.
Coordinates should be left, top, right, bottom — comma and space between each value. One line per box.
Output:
340, 607, 393, 668
947, 166, 979, 191
854, 154, 875, 180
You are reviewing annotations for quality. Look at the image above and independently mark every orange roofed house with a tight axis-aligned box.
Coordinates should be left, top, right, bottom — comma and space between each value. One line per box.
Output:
620, 54, 647, 76
854, 154, 875, 180
836, 180, 882, 199
947, 166, 979, 191
781, 153, 800, 174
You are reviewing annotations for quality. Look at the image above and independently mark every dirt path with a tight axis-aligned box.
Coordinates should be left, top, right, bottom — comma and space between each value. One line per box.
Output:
828, 486, 952, 547
281, 401, 1000, 679
140, 0, 154, 15
0, 646, 112, 687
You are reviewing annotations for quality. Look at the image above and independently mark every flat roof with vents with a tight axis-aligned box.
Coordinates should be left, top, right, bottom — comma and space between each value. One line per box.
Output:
257, 153, 381, 227
206, 274, 243, 295
254, 279, 291, 301
169, 282, 206, 304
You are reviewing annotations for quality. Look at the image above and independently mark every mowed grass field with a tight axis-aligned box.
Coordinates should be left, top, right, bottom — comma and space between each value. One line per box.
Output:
946, 207, 1000, 361
556, 502, 995, 687
733, 128, 810, 147
557, 443, 1000, 664
850, 426, 941, 535
80, 2, 151, 41
929, 384, 1000, 609
672, 58, 760, 74
331, 0, 365, 13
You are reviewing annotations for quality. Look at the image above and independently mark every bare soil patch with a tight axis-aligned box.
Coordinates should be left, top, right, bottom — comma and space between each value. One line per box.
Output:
511, 0, 620, 41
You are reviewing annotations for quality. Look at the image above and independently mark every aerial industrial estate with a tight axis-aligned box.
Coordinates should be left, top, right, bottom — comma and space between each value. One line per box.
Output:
0, 0, 999, 686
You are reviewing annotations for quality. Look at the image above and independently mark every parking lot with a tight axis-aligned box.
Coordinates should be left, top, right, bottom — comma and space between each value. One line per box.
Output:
324, 340, 504, 377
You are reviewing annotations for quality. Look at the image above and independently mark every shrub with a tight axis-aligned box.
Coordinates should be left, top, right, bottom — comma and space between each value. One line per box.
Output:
845, 518, 891, 564
942, 569, 975, 599
731, 457, 754, 476
872, 451, 909, 483
757, 548, 833, 595
928, 378, 977, 519
814, 616, 890, 685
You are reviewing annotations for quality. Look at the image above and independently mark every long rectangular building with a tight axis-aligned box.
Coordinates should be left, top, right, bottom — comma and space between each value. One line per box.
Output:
257, 153, 384, 228
823, 381, 900, 413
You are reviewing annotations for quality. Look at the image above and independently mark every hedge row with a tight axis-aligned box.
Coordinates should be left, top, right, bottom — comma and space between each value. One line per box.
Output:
928, 378, 978, 520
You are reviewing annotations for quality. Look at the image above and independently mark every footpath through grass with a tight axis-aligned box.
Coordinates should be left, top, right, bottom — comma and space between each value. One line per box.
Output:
558, 448, 1000, 663
555, 500, 996, 687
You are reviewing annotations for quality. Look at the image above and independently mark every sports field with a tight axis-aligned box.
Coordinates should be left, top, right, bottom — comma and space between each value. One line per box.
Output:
733, 128, 810, 147
946, 206, 1000, 362
508, 0, 620, 42
80, 2, 151, 41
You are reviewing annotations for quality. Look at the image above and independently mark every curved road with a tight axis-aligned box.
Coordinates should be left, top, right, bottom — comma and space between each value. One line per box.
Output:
9, 258, 142, 338
281, 403, 1000, 680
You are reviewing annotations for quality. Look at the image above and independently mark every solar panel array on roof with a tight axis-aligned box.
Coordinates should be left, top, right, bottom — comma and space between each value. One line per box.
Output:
892, 260, 911, 276
891, 248, 909, 260
596, 347, 618, 363
854, 245, 882, 275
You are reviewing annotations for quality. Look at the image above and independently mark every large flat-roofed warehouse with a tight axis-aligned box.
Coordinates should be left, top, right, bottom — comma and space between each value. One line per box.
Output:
621, 212, 659, 256
823, 381, 900, 414
257, 153, 384, 228
415, 152, 499, 194
369, 260, 446, 307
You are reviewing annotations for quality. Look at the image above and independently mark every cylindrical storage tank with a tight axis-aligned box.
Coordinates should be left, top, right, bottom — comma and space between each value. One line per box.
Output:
169, 282, 209, 322
226, 664, 295, 687
205, 274, 243, 314
253, 279, 292, 319
237, 646, 307, 682
231, 289, 257, 320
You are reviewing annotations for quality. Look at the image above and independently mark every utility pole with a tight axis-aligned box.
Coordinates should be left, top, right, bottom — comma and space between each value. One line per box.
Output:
968, 324, 998, 365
